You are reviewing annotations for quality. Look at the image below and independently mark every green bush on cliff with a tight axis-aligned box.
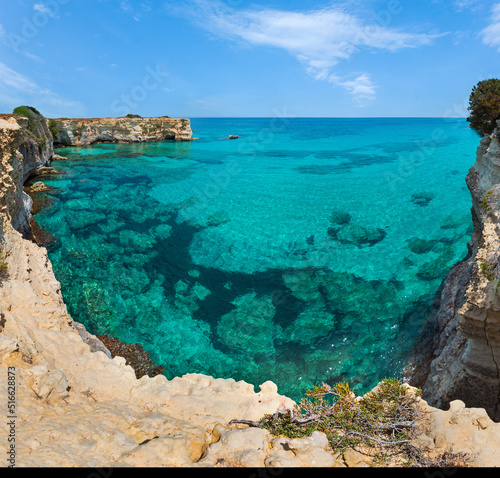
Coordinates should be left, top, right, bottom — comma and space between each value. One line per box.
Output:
0, 253, 8, 280
48, 119, 59, 140
13, 106, 39, 132
467, 79, 500, 136
13, 105, 41, 117
229, 378, 472, 467
12, 106, 50, 152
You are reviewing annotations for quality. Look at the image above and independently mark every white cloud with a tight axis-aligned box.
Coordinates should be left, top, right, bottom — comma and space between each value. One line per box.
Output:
120, 1, 132, 12
120, 1, 152, 21
454, 0, 481, 12
0, 62, 84, 116
169, 1, 442, 106
481, 3, 500, 51
330, 74, 377, 107
33, 3, 58, 17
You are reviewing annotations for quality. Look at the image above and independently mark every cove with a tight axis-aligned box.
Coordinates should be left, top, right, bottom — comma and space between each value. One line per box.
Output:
34, 117, 477, 401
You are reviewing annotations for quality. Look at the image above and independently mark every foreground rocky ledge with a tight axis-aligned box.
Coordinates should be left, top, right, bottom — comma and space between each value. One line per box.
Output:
1, 115, 500, 467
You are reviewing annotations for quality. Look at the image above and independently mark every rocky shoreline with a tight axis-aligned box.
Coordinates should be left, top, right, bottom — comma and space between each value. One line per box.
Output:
406, 122, 500, 422
1, 111, 500, 466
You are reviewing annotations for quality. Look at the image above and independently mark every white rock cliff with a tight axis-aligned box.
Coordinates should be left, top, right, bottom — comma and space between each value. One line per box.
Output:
52, 116, 193, 145
407, 122, 500, 422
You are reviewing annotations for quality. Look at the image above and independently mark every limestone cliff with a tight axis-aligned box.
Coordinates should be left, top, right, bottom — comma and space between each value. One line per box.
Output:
0, 112, 53, 237
52, 116, 192, 146
406, 122, 500, 422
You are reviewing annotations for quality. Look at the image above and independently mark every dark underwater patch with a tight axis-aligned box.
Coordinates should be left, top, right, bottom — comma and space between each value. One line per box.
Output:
407, 237, 438, 254
411, 192, 435, 207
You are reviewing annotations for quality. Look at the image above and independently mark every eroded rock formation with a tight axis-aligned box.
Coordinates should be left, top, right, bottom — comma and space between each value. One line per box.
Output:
407, 122, 500, 422
52, 116, 192, 145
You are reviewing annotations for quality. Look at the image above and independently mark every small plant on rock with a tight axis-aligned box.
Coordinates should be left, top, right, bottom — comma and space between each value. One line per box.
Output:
0, 252, 8, 279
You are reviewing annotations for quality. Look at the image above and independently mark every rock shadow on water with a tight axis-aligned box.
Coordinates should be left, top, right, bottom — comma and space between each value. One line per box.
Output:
440, 215, 465, 230
416, 249, 456, 282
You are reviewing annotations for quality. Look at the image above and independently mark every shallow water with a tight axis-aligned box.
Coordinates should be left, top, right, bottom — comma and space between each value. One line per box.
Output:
35, 117, 478, 400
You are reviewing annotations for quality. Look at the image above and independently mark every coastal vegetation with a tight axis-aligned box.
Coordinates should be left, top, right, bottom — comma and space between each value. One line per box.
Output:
467, 78, 500, 136
0, 252, 8, 279
12, 105, 50, 152
230, 379, 472, 467
48, 118, 59, 140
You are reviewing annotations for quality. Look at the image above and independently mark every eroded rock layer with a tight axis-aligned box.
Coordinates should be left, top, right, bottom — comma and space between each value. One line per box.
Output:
52, 116, 192, 145
407, 123, 500, 422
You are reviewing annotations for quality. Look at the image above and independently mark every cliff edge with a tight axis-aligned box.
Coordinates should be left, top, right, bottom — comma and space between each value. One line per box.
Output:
406, 121, 500, 422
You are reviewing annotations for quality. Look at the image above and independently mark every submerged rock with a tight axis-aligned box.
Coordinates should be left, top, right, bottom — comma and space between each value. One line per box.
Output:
282, 269, 322, 302
335, 224, 387, 248
327, 227, 339, 240
411, 191, 435, 207
440, 214, 464, 229
407, 237, 437, 254
329, 210, 352, 225
283, 305, 336, 345
216, 293, 278, 358
415, 251, 454, 281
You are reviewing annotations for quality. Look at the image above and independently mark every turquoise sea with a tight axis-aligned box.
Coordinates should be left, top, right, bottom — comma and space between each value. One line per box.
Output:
35, 118, 478, 401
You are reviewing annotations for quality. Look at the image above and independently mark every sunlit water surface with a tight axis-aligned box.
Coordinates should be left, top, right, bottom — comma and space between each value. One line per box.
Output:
35, 118, 477, 400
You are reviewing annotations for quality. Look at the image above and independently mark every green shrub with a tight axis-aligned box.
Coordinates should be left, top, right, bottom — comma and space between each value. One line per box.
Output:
124, 113, 142, 118
228, 378, 472, 467
12, 106, 46, 142
13, 105, 41, 117
467, 79, 500, 136
0, 253, 8, 279
48, 119, 59, 140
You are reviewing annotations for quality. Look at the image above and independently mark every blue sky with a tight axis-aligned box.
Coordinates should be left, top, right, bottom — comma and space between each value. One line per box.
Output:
1, 0, 500, 118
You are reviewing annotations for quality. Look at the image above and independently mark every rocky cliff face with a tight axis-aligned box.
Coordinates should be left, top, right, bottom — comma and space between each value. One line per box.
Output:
0, 113, 53, 237
52, 116, 192, 145
407, 123, 500, 422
